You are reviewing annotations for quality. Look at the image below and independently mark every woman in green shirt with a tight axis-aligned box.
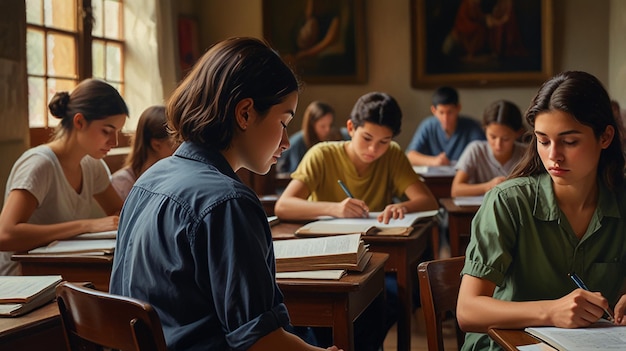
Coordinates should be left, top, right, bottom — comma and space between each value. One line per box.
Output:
457, 71, 626, 351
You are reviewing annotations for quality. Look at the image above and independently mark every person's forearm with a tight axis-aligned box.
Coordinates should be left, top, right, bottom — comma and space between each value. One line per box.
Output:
0, 220, 91, 252
406, 151, 436, 166
451, 182, 489, 197
274, 197, 337, 221
457, 295, 552, 332
398, 195, 438, 213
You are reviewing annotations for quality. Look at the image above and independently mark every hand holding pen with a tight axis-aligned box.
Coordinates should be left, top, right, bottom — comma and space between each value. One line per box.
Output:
569, 272, 615, 323
337, 180, 369, 218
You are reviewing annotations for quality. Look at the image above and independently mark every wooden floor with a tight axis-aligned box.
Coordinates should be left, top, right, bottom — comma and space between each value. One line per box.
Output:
383, 307, 460, 351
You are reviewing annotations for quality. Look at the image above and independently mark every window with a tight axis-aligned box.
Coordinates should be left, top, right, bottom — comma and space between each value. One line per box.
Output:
26, 0, 124, 130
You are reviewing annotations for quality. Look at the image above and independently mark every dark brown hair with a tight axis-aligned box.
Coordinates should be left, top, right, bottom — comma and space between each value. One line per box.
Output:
350, 92, 402, 137
510, 71, 624, 189
482, 99, 523, 131
166, 37, 300, 149
48, 78, 128, 139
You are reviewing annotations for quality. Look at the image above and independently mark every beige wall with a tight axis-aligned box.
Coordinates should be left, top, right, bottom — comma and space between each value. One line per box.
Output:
0, 0, 29, 209
194, 0, 618, 148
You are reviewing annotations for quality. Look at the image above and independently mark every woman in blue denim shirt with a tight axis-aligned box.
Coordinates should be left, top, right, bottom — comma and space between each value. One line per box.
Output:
110, 37, 341, 351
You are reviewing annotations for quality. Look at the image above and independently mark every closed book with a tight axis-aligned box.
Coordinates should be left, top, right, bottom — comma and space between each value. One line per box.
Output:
0, 275, 63, 317
295, 210, 438, 237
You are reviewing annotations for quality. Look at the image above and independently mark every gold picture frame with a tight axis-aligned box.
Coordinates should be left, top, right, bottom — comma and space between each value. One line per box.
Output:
411, 0, 553, 88
263, 0, 367, 84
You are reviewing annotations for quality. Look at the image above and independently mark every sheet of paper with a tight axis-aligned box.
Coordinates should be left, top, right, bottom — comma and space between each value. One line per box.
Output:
453, 196, 484, 206
28, 239, 116, 254
73, 230, 117, 240
525, 323, 626, 350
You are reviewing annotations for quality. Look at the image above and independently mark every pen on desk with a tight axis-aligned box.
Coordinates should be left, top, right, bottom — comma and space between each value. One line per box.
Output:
569, 272, 615, 322
337, 179, 354, 198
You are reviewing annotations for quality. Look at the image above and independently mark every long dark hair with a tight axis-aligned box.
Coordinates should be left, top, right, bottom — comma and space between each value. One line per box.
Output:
124, 105, 169, 177
510, 71, 624, 189
167, 37, 300, 149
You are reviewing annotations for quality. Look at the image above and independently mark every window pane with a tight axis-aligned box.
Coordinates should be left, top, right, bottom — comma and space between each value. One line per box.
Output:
26, 0, 43, 25
105, 42, 122, 81
47, 79, 76, 126
43, 0, 75, 32
104, 0, 122, 39
27, 28, 45, 75
28, 77, 46, 127
47, 33, 76, 78
92, 40, 105, 79
92, 0, 103, 37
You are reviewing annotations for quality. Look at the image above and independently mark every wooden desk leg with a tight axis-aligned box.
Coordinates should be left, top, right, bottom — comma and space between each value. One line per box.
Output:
395, 251, 411, 351
333, 298, 354, 351
448, 216, 461, 257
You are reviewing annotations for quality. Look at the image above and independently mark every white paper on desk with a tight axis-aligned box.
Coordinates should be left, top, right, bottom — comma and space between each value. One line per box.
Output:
273, 234, 361, 259
453, 196, 484, 206
322, 210, 439, 228
525, 322, 626, 350
517, 343, 557, 351
412, 164, 457, 177
73, 230, 117, 240
0, 275, 62, 302
28, 239, 116, 254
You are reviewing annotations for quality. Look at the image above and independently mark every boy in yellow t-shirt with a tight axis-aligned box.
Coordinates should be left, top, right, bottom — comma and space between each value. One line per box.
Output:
275, 91, 437, 223
275, 92, 438, 348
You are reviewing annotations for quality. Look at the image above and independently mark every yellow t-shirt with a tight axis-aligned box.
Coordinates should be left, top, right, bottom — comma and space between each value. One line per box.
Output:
291, 141, 422, 211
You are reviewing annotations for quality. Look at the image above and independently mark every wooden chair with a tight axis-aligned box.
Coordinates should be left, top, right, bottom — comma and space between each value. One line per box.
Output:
417, 256, 466, 351
56, 282, 168, 351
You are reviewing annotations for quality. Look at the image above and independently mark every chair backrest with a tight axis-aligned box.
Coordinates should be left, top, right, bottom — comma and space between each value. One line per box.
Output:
56, 282, 168, 351
417, 256, 466, 351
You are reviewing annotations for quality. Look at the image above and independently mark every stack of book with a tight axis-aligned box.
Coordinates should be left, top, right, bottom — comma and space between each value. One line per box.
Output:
0, 275, 63, 317
273, 234, 371, 280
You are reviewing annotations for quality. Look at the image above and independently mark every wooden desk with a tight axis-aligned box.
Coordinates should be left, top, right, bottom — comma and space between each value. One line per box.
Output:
413, 166, 456, 200
12, 253, 113, 292
439, 198, 480, 257
272, 220, 435, 351
0, 302, 65, 351
278, 252, 388, 351
10, 250, 386, 351
488, 328, 541, 350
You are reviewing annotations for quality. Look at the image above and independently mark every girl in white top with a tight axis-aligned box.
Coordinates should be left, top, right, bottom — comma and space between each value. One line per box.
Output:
0, 79, 127, 275
111, 105, 177, 200
451, 99, 527, 197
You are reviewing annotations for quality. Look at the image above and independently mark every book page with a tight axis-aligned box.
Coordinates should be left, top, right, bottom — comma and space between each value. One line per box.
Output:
275, 270, 346, 280
273, 233, 361, 259
299, 210, 438, 231
525, 322, 626, 350
0, 275, 62, 303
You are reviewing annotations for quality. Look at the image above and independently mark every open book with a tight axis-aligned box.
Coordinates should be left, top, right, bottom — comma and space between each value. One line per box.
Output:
0, 275, 62, 317
28, 239, 116, 255
73, 230, 117, 240
273, 233, 371, 272
295, 210, 439, 237
525, 320, 626, 351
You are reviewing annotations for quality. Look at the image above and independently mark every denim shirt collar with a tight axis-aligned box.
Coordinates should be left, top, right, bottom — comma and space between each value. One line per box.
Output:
533, 172, 622, 222
173, 141, 240, 182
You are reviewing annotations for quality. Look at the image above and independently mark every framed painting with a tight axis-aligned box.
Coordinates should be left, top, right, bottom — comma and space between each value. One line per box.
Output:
411, 0, 553, 88
263, 0, 367, 84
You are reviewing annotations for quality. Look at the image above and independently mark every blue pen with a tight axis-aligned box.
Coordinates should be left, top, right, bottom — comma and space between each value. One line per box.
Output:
337, 179, 354, 198
569, 272, 614, 322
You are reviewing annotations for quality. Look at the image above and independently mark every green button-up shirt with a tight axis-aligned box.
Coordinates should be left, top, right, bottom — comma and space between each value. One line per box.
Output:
461, 173, 626, 351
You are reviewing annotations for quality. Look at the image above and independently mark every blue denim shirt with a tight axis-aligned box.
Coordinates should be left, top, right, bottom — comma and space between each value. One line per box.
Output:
110, 142, 290, 351
406, 116, 485, 161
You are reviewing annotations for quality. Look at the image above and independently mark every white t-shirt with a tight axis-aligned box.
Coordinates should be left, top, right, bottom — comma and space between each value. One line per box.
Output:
1, 145, 111, 275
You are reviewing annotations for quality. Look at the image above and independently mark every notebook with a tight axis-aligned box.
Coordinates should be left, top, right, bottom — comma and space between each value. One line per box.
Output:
525, 320, 626, 351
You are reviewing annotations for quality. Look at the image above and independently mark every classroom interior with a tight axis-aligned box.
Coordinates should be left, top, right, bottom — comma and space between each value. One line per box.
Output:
0, 0, 625, 350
